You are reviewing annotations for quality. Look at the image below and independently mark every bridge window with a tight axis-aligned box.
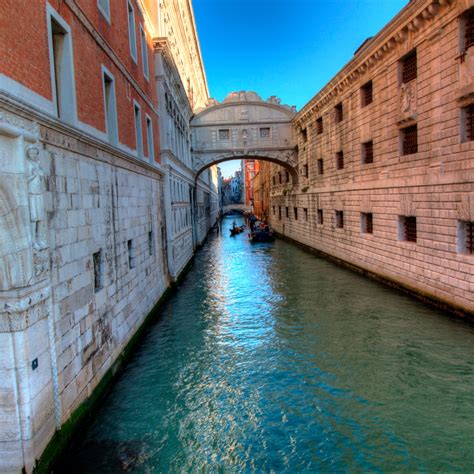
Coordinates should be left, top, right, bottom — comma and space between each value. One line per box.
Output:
260, 127, 271, 138
317, 159, 324, 175
335, 102, 343, 123
361, 80, 373, 107
218, 129, 229, 140
317, 209, 323, 225
361, 212, 373, 234
336, 151, 344, 170
335, 210, 344, 229
362, 140, 374, 164
316, 117, 323, 134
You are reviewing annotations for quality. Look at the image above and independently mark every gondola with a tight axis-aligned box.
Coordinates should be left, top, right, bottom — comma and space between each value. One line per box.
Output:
229, 225, 245, 236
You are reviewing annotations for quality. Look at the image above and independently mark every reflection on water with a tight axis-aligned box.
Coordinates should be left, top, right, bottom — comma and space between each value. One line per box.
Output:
62, 216, 474, 472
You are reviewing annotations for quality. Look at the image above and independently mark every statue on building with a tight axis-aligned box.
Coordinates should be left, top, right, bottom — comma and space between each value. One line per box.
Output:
26, 146, 47, 250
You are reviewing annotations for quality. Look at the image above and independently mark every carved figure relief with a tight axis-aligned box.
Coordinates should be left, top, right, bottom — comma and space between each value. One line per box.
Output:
26, 146, 47, 250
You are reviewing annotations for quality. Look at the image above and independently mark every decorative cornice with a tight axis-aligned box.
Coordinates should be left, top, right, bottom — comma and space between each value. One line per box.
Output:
294, 0, 455, 127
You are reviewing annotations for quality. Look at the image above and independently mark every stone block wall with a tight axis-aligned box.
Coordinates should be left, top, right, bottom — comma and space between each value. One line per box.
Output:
267, 0, 474, 314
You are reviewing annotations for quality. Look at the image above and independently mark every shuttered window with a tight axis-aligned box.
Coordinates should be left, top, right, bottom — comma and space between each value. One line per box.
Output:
401, 50, 417, 84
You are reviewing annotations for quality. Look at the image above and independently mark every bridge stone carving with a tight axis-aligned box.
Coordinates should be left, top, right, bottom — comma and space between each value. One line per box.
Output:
191, 91, 298, 181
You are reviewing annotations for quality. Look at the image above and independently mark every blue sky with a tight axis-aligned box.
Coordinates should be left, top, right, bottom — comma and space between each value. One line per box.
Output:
193, 0, 408, 178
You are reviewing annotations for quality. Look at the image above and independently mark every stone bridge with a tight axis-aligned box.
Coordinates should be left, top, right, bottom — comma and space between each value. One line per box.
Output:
191, 91, 298, 182
221, 203, 251, 214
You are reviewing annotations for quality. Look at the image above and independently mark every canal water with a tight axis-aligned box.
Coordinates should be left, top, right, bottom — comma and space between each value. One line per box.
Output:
62, 216, 474, 472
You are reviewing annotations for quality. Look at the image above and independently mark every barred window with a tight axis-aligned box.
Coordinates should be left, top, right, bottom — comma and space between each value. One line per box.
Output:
285, 170, 290, 182
218, 129, 229, 140
260, 127, 271, 138
458, 221, 474, 254
465, 8, 474, 50
362, 140, 374, 164
272, 206, 276, 215
272, 176, 276, 185
127, 239, 135, 268
399, 216, 417, 242
402, 125, 418, 155
294, 207, 298, 220
467, 222, 474, 254
304, 208, 308, 221
301, 128, 307, 142
361, 80, 373, 107
361, 213, 373, 234
317, 209, 323, 225
335, 210, 344, 229
335, 102, 343, 123
401, 49, 417, 84
279, 172, 282, 184
336, 151, 344, 170
316, 117, 323, 134
463, 104, 474, 141
93, 250, 103, 291
317, 158, 324, 175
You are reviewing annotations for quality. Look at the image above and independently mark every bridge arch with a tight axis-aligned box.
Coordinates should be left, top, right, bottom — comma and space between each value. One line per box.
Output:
191, 91, 298, 183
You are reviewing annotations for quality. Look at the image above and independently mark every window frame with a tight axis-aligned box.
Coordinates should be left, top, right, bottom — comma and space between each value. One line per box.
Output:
127, 0, 138, 63
361, 80, 373, 107
133, 100, 144, 159
400, 49, 417, 84
140, 25, 149, 80
145, 113, 154, 163
101, 65, 118, 145
97, 0, 111, 23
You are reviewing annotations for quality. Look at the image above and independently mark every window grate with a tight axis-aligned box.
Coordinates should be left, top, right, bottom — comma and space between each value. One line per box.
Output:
218, 129, 229, 140
466, 9, 474, 50
93, 250, 102, 291
285, 207, 289, 218
361, 81, 373, 106
363, 141, 374, 164
317, 159, 324, 175
335, 103, 343, 123
404, 216, 417, 242
467, 221, 474, 254
401, 50, 417, 83
336, 151, 344, 170
402, 125, 418, 155
317, 117, 323, 134
467, 104, 474, 141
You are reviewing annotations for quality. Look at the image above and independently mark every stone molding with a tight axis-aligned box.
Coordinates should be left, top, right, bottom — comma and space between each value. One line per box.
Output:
295, 0, 456, 127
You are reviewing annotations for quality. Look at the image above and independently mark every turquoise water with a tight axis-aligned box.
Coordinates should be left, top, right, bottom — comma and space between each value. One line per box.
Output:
62, 216, 474, 472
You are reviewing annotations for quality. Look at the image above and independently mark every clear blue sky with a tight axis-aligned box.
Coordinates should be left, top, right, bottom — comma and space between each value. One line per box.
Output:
193, 0, 408, 178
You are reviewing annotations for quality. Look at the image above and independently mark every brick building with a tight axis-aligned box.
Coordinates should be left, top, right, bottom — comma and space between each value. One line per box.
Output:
264, 0, 474, 315
243, 159, 259, 206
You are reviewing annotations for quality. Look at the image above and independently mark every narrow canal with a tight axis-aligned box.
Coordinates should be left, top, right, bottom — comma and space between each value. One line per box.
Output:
62, 216, 474, 472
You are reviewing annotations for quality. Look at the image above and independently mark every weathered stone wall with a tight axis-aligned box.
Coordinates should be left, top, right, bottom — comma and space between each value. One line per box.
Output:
0, 101, 168, 473
267, 0, 474, 314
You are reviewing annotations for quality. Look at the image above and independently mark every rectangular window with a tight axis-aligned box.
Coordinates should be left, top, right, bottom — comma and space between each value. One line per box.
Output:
303, 208, 308, 221
362, 140, 374, 164
127, 1, 137, 62
98, 0, 111, 22
402, 125, 418, 155
272, 176, 276, 186
301, 128, 308, 142
463, 8, 474, 51
219, 129, 229, 140
294, 207, 298, 220
148, 231, 154, 256
93, 250, 103, 292
260, 127, 271, 138
127, 239, 135, 268
317, 158, 324, 175
272, 206, 275, 215
462, 104, 474, 142
102, 68, 118, 145
278, 206, 282, 220
285, 170, 290, 183
335, 102, 343, 123
303, 164, 308, 178
134, 102, 143, 158
399, 216, 417, 242
361, 80, 373, 107
146, 115, 154, 162
47, 8, 76, 124
401, 49, 417, 84
279, 172, 282, 184
316, 117, 323, 134
335, 210, 344, 229
317, 209, 323, 225
361, 212, 373, 234
336, 151, 344, 170
286, 207, 289, 218
140, 26, 149, 79
458, 220, 474, 254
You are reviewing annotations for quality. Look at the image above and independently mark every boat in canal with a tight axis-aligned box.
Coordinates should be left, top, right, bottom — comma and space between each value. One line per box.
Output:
249, 221, 274, 242
229, 224, 245, 236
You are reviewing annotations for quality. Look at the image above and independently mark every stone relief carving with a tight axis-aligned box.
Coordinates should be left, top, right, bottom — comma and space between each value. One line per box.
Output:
398, 82, 417, 122
26, 146, 48, 250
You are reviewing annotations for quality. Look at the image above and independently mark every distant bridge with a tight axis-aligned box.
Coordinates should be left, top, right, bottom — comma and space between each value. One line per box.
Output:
222, 204, 251, 214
